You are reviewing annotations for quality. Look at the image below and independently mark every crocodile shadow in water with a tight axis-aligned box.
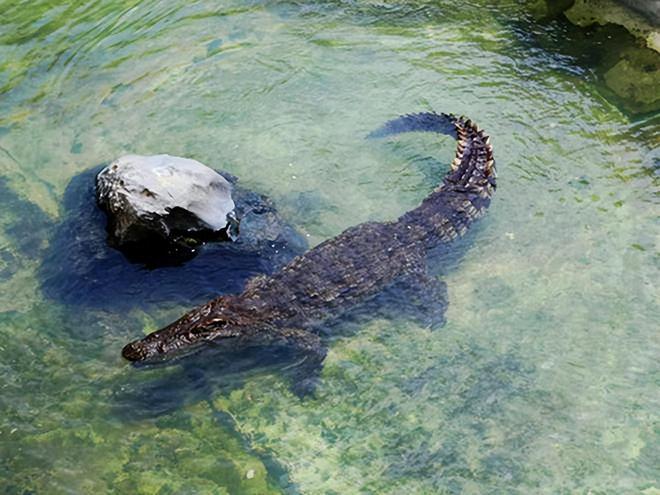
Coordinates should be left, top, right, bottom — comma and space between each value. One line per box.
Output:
39, 166, 307, 311
112, 340, 308, 417
0, 178, 54, 281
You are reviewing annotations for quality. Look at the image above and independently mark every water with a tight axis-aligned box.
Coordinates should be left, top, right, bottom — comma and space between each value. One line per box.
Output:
1, 1, 658, 493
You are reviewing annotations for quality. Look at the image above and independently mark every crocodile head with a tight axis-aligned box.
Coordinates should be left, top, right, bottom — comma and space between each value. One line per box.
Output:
121, 296, 255, 363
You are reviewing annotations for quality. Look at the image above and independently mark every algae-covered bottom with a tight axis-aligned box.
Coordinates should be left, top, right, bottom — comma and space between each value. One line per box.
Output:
1, 1, 658, 494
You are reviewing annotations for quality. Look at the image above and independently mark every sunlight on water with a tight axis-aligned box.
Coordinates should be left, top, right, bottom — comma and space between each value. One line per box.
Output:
1, 1, 658, 493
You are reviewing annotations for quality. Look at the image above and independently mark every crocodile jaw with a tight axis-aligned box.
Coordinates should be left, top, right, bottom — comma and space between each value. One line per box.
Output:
121, 322, 238, 363
122, 335, 208, 363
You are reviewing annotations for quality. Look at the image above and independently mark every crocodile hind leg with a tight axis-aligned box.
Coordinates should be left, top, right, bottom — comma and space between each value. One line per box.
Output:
398, 268, 448, 330
345, 268, 448, 330
369, 262, 448, 330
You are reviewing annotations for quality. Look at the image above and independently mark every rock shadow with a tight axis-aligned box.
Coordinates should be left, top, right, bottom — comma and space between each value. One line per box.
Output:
39, 166, 307, 311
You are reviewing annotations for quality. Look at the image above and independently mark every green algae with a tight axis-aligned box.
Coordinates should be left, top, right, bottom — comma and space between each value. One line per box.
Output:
0, 305, 283, 495
1, 1, 659, 493
603, 48, 660, 112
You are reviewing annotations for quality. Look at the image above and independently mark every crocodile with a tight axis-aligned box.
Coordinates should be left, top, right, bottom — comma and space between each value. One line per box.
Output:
122, 112, 496, 391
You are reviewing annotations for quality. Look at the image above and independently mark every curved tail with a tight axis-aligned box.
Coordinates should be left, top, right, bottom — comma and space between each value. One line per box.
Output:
371, 111, 496, 246
370, 111, 495, 195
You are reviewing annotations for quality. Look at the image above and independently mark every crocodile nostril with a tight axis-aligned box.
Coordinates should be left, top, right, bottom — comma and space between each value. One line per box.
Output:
121, 342, 145, 361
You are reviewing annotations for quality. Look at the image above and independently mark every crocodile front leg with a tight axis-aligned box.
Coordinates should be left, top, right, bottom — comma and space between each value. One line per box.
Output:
255, 327, 327, 397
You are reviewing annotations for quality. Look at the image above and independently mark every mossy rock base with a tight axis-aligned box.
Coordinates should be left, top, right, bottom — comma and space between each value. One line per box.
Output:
527, 0, 660, 114
603, 48, 660, 113
563, 0, 660, 113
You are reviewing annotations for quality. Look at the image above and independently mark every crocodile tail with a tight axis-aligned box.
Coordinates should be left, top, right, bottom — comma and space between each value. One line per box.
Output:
387, 112, 496, 246
369, 111, 496, 198
367, 112, 458, 139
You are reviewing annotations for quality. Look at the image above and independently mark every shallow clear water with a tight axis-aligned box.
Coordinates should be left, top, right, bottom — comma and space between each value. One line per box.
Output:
1, 1, 658, 493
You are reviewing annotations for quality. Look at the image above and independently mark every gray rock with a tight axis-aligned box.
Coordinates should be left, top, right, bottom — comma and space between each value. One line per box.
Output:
616, 0, 660, 25
40, 165, 308, 308
96, 154, 238, 262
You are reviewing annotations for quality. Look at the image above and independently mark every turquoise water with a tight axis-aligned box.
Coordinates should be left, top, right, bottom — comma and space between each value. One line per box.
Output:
1, 1, 658, 493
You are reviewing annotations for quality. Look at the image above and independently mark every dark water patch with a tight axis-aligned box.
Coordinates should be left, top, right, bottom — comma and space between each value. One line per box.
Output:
0, 250, 19, 281
112, 343, 316, 420
69, 139, 83, 154
0, 177, 54, 260
380, 349, 539, 491
39, 166, 307, 310
472, 275, 515, 306
507, 7, 660, 116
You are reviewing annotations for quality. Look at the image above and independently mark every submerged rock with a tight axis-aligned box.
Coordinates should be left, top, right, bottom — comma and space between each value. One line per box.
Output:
96, 154, 238, 263
524, 0, 660, 114
564, 0, 660, 113
603, 47, 660, 112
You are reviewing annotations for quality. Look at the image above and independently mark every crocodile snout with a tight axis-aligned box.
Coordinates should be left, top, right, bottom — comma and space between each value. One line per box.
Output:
121, 340, 150, 362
